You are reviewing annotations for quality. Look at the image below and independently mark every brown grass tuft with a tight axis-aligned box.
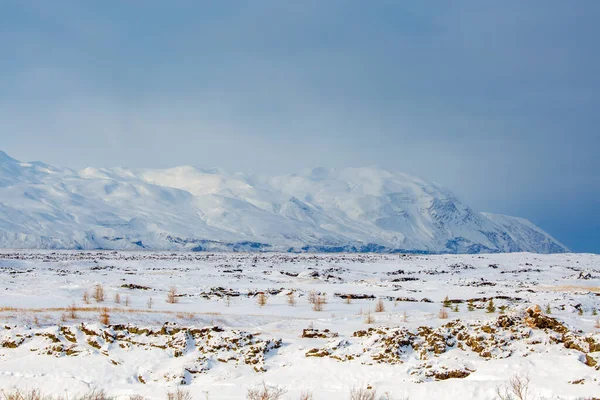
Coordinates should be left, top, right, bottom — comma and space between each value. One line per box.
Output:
287, 292, 296, 306
246, 382, 287, 400
375, 298, 385, 313
297, 391, 313, 400
99, 307, 110, 325
166, 389, 192, 400
312, 295, 325, 312
166, 287, 179, 304
257, 292, 268, 307
93, 285, 105, 303
438, 307, 449, 319
68, 302, 78, 319
349, 386, 377, 400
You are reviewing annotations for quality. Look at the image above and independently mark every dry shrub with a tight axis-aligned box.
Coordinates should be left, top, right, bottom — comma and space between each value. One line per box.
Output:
176, 312, 195, 320
257, 293, 268, 307
287, 292, 297, 306
166, 287, 179, 304
124, 295, 130, 307
312, 295, 325, 312
345, 295, 352, 304
93, 285, 105, 303
349, 387, 377, 400
68, 302, 78, 319
147, 297, 153, 309
375, 298, 385, 313
166, 389, 192, 400
364, 310, 375, 324
307, 290, 318, 304
246, 382, 287, 400
82, 291, 90, 304
0, 388, 113, 400
496, 373, 530, 400
1, 388, 48, 400
298, 391, 313, 400
438, 307, 449, 319
129, 396, 146, 400
114, 293, 121, 304
78, 390, 112, 400
225, 295, 232, 307
99, 308, 110, 325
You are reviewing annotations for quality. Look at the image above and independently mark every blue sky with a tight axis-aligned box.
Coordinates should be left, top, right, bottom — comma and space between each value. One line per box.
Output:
1, 1, 599, 253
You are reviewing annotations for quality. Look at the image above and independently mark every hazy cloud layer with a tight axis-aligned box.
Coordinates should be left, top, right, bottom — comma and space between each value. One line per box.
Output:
1, 1, 598, 252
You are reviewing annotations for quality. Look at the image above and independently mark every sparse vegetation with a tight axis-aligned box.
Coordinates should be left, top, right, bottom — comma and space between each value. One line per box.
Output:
453, 304, 459, 312
364, 310, 375, 324
297, 391, 313, 400
82, 291, 90, 304
246, 382, 287, 400
496, 373, 530, 400
99, 308, 110, 325
166, 389, 192, 400
443, 295, 451, 308
0, 388, 114, 400
287, 292, 296, 306
486, 299, 496, 313
349, 386, 377, 400
545, 304, 551, 314
166, 287, 179, 304
68, 302, 78, 319
346, 294, 352, 304
147, 297, 153, 309
438, 307, 449, 319
124, 295, 130, 307
257, 292, 268, 307
467, 299, 475, 311
114, 293, 121, 304
93, 285, 105, 303
375, 298, 385, 313
312, 294, 326, 312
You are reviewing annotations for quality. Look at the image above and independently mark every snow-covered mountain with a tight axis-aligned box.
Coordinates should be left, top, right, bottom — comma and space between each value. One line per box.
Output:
0, 151, 568, 253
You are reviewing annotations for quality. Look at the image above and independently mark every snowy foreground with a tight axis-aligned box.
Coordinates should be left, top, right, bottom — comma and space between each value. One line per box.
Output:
0, 251, 599, 399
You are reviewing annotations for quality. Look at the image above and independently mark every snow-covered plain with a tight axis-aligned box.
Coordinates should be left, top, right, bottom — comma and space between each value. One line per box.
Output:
0, 251, 598, 399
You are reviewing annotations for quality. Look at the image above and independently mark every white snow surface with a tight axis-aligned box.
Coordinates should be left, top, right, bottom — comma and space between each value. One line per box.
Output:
0, 251, 598, 399
0, 150, 567, 253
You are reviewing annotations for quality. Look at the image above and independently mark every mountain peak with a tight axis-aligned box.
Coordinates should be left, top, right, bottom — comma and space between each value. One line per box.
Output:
0, 154, 568, 254
0, 150, 18, 163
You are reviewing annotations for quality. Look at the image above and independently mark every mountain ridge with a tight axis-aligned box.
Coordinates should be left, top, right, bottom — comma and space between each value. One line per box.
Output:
0, 151, 568, 254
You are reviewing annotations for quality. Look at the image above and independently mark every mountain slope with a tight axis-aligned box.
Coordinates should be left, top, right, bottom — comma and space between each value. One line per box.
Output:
0, 151, 568, 253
